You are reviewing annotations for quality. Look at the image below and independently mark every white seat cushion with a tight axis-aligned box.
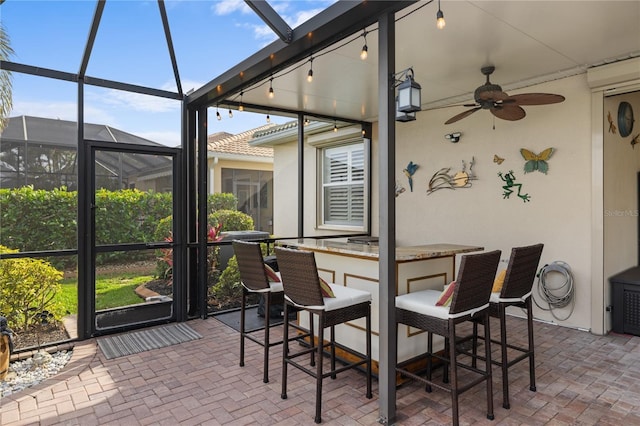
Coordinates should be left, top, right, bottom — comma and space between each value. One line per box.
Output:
396, 289, 489, 320
285, 282, 371, 311
490, 290, 531, 304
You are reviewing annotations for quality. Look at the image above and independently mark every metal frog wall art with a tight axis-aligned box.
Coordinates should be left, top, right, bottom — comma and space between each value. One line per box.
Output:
427, 157, 476, 194
498, 170, 530, 202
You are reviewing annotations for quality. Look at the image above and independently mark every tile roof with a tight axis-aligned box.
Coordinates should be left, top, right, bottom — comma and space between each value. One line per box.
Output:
207, 124, 276, 158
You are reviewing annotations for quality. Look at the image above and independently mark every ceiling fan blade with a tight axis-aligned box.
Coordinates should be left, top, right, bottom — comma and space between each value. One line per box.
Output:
505, 93, 565, 105
445, 107, 481, 125
491, 105, 526, 121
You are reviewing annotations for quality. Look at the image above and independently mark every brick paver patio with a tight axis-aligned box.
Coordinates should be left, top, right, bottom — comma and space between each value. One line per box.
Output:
2, 315, 639, 425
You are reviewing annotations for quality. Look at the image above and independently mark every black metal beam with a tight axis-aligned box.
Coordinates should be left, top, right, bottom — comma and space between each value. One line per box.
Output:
1, 61, 76, 82
187, 1, 416, 109
79, 0, 105, 78
245, 0, 293, 43
158, 0, 183, 96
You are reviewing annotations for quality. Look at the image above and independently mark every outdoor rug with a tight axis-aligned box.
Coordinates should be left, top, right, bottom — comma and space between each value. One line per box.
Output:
214, 306, 283, 333
97, 323, 202, 360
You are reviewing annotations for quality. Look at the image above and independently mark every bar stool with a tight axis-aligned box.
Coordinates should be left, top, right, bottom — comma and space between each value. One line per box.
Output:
233, 240, 308, 383
472, 243, 543, 409
275, 246, 372, 424
395, 250, 501, 426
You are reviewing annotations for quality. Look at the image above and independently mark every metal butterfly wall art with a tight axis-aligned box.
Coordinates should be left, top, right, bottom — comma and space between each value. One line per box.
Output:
521, 148, 554, 174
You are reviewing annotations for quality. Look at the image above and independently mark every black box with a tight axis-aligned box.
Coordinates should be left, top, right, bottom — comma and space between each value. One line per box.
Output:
609, 266, 640, 336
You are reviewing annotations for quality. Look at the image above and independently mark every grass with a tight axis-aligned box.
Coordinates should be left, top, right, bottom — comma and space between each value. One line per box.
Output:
58, 271, 154, 314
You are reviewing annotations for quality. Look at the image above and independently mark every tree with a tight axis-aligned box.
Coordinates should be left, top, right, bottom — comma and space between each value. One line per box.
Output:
0, 1, 14, 132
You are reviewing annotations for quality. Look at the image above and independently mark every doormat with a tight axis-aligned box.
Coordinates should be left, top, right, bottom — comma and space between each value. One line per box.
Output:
214, 306, 283, 333
97, 323, 202, 360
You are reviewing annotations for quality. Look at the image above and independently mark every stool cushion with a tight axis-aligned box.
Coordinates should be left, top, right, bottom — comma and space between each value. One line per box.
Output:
396, 289, 489, 319
490, 290, 531, 304
285, 283, 370, 311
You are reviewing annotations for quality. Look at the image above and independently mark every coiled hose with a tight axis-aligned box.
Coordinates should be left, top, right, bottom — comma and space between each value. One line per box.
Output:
533, 261, 575, 321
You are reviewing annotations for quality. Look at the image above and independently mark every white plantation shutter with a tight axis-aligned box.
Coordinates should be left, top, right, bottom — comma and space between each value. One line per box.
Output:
322, 143, 365, 226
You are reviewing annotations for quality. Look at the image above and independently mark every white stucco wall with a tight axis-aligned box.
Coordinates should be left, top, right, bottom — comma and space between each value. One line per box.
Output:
272, 72, 640, 333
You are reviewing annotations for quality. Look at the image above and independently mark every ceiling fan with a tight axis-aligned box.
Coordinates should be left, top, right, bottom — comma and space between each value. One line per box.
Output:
444, 65, 565, 125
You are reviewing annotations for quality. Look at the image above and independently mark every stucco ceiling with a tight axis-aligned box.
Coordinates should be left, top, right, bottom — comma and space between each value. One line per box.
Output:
205, 1, 640, 124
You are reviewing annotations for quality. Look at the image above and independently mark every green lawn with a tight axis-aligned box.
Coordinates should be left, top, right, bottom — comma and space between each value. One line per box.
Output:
58, 272, 153, 314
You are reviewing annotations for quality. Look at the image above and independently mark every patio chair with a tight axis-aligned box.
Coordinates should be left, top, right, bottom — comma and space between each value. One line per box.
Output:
395, 250, 501, 426
470, 243, 544, 409
275, 246, 372, 424
233, 240, 310, 383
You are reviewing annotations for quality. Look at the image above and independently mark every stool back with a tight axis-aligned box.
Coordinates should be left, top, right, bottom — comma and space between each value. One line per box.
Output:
275, 247, 324, 307
450, 250, 501, 315
500, 244, 544, 299
233, 240, 270, 292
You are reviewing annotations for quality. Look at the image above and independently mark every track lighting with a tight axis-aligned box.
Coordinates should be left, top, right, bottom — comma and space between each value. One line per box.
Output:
436, 0, 446, 29
268, 78, 275, 99
238, 92, 244, 111
360, 30, 368, 60
307, 57, 314, 83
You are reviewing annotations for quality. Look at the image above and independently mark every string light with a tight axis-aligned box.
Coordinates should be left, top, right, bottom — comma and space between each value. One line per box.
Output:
216, 105, 221, 121
307, 57, 314, 83
238, 91, 244, 111
228, 109, 233, 118
268, 77, 275, 99
266, 114, 271, 123
360, 30, 368, 60
304, 118, 310, 125
436, 0, 446, 29
333, 120, 338, 132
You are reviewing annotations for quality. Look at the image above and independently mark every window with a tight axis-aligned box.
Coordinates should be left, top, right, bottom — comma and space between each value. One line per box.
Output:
320, 142, 366, 229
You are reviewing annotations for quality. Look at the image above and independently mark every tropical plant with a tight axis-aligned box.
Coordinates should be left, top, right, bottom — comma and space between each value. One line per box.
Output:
0, 10, 14, 132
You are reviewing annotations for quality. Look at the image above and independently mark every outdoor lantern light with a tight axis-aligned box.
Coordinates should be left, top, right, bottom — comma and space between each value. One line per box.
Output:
395, 97, 416, 122
394, 67, 422, 114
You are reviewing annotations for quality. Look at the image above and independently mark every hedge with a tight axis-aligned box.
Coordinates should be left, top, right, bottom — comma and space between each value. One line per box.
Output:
0, 187, 244, 266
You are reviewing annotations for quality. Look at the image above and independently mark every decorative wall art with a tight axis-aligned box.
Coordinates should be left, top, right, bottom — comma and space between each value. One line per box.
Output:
395, 180, 406, 197
631, 134, 639, 149
498, 170, 530, 202
403, 161, 419, 192
427, 157, 476, 194
493, 154, 505, 165
607, 111, 617, 134
521, 148, 554, 174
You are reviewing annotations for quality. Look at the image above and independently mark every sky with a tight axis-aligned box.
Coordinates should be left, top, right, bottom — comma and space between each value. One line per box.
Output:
1, 0, 335, 146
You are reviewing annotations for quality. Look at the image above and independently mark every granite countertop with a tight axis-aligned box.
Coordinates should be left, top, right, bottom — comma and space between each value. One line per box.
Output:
276, 238, 483, 261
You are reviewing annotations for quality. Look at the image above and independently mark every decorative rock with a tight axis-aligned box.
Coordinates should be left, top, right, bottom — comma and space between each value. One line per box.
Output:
0, 350, 72, 398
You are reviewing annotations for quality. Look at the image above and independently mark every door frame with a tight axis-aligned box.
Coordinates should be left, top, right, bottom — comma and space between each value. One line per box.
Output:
84, 139, 182, 336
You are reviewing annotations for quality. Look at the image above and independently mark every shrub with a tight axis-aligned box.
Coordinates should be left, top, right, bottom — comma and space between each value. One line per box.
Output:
209, 255, 242, 309
208, 193, 237, 212
208, 210, 254, 232
0, 245, 64, 331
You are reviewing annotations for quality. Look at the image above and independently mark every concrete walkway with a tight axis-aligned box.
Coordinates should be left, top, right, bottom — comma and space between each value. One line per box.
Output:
1, 315, 639, 425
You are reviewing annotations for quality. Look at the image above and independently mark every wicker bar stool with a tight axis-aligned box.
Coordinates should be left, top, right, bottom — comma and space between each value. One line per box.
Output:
471, 243, 544, 409
395, 250, 501, 426
233, 240, 311, 384
275, 246, 372, 424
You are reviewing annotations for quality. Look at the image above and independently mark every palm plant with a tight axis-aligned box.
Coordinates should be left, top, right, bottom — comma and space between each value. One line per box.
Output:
0, 1, 14, 132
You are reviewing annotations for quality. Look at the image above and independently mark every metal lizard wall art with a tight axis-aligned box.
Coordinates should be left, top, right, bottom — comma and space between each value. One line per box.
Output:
498, 170, 530, 202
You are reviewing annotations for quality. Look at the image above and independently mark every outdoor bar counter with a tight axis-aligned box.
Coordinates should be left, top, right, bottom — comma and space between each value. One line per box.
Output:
276, 238, 483, 369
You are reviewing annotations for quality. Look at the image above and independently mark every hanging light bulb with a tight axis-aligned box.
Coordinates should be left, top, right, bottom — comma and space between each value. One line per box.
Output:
436, 0, 446, 29
304, 118, 310, 126
266, 114, 271, 123
238, 92, 244, 111
228, 109, 233, 118
216, 105, 221, 121
360, 30, 368, 60
268, 78, 275, 99
333, 121, 338, 132
307, 57, 314, 83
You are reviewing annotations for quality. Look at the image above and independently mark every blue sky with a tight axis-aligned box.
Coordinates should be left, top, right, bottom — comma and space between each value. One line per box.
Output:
2, 0, 334, 146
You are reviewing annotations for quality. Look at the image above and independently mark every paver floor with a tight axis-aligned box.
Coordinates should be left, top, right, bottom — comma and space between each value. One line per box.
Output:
1, 315, 639, 425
